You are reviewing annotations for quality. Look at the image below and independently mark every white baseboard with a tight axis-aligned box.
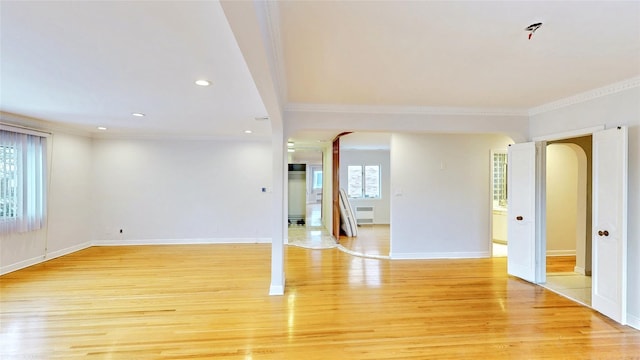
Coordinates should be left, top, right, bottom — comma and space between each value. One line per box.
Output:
390, 251, 490, 260
574, 266, 586, 275
93, 237, 271, 246
546, 250, 576, 256
46, 241, 92, 260
269, 274, 285, 296
1, 255, 45, 275
0, 241, 92, 275
627, 313, 640, 330
269, 284, 285, 295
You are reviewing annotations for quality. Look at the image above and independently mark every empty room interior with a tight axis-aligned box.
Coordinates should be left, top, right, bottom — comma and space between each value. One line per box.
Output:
1, 1, 639, 358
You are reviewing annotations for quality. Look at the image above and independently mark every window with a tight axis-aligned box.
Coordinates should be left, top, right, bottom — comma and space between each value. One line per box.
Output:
0, 129, 47, 234
492, 152, 508, 208
312, 170, 323, 189
347, 165, 380, 199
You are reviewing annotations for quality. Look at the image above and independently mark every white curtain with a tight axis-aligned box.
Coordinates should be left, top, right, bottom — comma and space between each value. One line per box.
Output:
0, 129, 47, 234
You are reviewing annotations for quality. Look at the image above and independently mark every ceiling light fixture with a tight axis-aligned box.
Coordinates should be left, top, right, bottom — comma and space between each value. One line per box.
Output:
97, 126, 107, 130
525, 22, 543, 40
244, 130, 253, 134
287, 141, 294, 147
132, 112, 145, 117
195, 79, 211, 86
287, 148, 295, 153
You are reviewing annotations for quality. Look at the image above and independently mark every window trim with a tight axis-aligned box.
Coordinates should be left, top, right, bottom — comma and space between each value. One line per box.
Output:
347, 164, 381, 199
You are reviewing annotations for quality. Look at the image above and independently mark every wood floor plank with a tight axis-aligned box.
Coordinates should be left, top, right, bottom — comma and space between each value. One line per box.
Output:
339, 224, 390, 257
1, 244, 638, 359
546, 255, 578, 273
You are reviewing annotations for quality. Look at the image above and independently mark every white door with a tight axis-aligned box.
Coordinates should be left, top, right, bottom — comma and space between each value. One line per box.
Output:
507, 142, 539, 283
592, 126, 628, 324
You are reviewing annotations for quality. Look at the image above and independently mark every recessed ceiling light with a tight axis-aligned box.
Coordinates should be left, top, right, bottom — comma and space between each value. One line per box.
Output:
132, 112, 145, 117
195, 79, 211, 86
97, 126, 107, 130
244, 130, 253, 134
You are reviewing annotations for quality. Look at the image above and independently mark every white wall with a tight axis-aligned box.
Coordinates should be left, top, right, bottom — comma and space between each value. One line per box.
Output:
92, 137, 273, 244
390, 133, 512, 258
546, 144, 579, 255
1, 131, 92, 274
339, 149, 390, 224
530, 86, 640, 329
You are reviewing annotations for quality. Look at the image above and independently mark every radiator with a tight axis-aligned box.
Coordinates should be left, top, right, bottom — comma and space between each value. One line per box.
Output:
355, 206, 374, 225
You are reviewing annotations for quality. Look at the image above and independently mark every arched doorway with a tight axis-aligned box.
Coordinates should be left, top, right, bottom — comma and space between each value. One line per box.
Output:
544, 137, 592, 305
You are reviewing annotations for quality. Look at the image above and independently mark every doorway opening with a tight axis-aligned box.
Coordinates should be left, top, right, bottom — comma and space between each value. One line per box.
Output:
507, 126, 627, 323
337, 132, 392, 258
287, 148, 336, 249
542, 136, 592, 306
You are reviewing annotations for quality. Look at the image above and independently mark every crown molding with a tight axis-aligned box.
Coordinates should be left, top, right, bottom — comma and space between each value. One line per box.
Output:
0, 111, 272, 142
284, 103, 528, 117
89, 131, 271, 142
0, 111, 91, 138
529, 76, 640, 116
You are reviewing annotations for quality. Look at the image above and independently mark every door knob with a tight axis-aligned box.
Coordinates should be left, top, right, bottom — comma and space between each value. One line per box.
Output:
516, 216, 523, 221
598, 230, 610, 237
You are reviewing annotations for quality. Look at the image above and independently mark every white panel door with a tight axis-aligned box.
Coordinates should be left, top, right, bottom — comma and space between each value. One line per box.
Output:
592, 126, 627, 324
507, 142, 537, 283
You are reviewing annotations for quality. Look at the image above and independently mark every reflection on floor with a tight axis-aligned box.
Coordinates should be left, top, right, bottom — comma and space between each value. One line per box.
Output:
543, 256, 592, 306
306, 202, 322, 227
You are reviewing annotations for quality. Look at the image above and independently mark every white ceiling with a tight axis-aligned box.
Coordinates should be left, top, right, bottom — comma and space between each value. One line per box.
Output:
1, 1, 639, 140
280, 0, 640, 109
0, 1, 269, 138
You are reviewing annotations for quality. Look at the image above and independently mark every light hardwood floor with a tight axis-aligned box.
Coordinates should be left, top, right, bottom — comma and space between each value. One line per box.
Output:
1, 245, 638, 359
339, 224, 390, 257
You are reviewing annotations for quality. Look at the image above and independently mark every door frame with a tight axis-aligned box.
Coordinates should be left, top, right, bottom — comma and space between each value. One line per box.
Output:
530, 125, 628, 324
532, 125, 605, 283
